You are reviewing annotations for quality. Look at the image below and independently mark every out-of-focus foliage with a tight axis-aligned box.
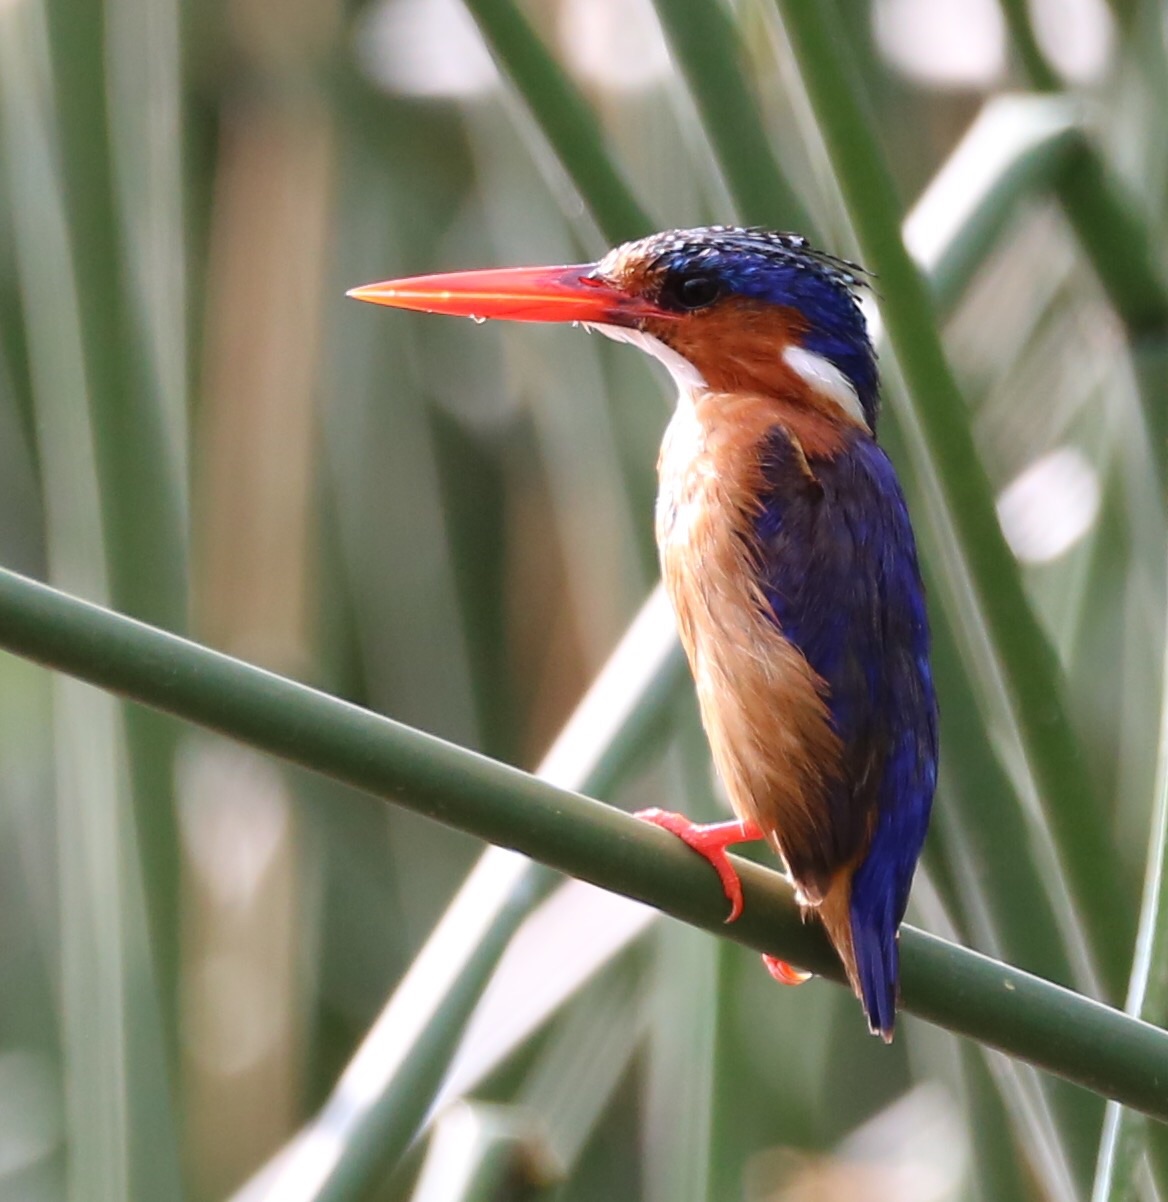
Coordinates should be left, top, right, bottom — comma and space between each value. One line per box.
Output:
0, 0, 1166, 1199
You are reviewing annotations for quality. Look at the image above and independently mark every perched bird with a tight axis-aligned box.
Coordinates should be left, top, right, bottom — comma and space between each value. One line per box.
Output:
348, 226, 938, 1039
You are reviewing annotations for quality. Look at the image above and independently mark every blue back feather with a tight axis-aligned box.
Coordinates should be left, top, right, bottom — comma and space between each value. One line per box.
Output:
755, 430, 937, 1036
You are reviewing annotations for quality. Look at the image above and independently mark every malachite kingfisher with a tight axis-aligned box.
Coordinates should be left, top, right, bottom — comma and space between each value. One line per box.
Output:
349, 226, 938, 1040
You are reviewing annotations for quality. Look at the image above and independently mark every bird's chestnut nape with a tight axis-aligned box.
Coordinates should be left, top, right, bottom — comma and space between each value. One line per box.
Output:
589, 226, 881, 428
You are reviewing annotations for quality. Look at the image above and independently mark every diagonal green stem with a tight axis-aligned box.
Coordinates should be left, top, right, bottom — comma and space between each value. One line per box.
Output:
996, 0, 1061, 89
996, 0, 1168, 480
920, 578, 1104, 1179
903, 95, 1081, 314
408, 1103, 560, 1201
1092, 626, 1168, 1200
1, 566, 1168, 1115
460, 0, 652, 245
772, 0, 1133, 996
650, 0, 812, 232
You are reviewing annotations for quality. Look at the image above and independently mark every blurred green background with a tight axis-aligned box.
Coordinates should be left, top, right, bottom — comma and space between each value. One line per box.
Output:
2, 0, 1168, 1198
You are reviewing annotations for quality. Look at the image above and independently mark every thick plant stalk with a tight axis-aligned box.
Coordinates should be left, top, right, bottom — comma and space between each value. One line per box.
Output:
1, 566, 1168, 1117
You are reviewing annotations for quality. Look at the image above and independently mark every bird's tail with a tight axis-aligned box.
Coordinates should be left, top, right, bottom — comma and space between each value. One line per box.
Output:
817, 876, 898, 1042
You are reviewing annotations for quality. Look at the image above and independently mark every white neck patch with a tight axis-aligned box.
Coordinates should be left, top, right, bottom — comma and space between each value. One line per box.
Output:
588, 322, 870, 432
585, 323, 707, 399
782, 345, 869, 430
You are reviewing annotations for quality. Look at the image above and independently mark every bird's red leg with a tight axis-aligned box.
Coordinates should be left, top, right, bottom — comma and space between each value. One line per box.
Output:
635, 809, 759, 921
635, 808, 810, 985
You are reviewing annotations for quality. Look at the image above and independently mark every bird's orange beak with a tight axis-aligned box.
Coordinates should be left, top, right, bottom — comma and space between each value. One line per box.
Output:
346, 263, 666, 325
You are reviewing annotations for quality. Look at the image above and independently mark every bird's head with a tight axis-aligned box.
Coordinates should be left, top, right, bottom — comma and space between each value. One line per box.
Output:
349, 225, 878, 431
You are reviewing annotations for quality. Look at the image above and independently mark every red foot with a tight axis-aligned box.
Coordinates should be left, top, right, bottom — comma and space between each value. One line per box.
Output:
762, 955, 811, 985
635, 808, 762, 922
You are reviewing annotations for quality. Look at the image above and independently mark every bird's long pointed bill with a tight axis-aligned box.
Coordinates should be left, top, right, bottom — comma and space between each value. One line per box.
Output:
346, 264, 663, 325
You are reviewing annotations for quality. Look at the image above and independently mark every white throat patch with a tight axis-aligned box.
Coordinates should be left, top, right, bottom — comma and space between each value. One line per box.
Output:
782, 345, 869, 430
585, 323, 707, 399
588, 322, 869, 432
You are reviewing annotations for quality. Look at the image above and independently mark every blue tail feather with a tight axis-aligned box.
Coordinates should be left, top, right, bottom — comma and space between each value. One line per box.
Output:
851, 890, 899, 1040
848, 724, 936, 1039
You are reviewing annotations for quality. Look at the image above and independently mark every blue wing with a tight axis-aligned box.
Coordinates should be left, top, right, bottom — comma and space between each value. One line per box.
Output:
755, 427, 937, 1033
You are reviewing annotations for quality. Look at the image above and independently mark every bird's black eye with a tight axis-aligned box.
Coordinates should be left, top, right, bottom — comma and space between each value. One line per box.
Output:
660, 273, 722, 311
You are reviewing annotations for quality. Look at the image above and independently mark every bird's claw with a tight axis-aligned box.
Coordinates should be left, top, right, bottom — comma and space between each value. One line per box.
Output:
635, 807, 746, 922
762, 955, 812, 985
634, 810, 812, 984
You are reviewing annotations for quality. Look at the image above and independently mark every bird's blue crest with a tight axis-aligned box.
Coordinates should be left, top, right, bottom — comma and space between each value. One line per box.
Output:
642, 226, 880, 427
